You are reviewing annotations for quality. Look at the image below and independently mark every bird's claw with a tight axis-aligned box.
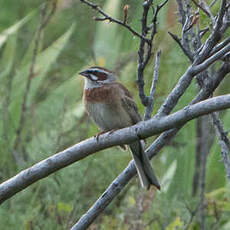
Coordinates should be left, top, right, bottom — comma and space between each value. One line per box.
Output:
94, 129, 119, 141
95, 131, 107, 141
108, 128, 118, 135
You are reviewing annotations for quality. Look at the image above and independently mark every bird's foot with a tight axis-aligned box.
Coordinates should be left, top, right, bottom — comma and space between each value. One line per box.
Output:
108, 128, 118, 135
95, 129, 119, 141
95, 131, 107, 141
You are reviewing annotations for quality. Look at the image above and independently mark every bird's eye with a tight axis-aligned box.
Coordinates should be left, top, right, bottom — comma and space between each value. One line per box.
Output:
89, 74, 98, 81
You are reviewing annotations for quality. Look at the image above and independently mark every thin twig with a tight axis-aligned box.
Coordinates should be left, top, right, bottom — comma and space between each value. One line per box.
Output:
150, 0, 169, 35
70, 95, 230, 230
176, 0, 186, 24
199, 115, 212, 230
137, 0, 154, 106
209, 37, 230, 58
210, 0, 219, 8
137, 0, 168, 106
184, 12, 200, 33
181, 0, 194, 51
80, 0, 165, 107
70, 62, 230, 230
193, 43, 230, 74
184, 202, 201, 230
200, 151, 207, 230
191, 0, 215, 25
1, 95, 230, 205
195, 0, 227, 64
156, 43, 230, 117
0, 60, 229, 228
211, 112, 230, 181
13, 1, 57, 152
72, 53, 230, 229
144, 50, 161, 120
199, 27, 209, 38
181, 15, 191, 47
168, 31, 194, 61
192, 62, 230, 104
79, 0, 149, 43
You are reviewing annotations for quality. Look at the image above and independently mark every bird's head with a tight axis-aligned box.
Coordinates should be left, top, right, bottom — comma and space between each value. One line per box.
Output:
79, 66, 116, 89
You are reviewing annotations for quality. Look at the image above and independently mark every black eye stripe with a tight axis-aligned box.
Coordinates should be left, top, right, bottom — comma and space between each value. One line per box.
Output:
87, 70, 98, 75
87, 70, 107, 81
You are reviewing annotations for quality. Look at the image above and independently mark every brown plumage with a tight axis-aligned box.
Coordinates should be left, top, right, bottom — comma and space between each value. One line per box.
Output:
79, 66, 160, 190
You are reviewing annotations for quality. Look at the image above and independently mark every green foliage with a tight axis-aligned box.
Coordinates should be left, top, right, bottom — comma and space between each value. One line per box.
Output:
0, 0, 229, 229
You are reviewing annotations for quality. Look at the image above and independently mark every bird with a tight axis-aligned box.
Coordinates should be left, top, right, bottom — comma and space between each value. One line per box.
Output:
79, 66, 160, 190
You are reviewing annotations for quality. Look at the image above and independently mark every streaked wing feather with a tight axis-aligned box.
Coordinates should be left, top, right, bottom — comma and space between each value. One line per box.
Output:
121, 95, 142, 125
110, 82, 142, 124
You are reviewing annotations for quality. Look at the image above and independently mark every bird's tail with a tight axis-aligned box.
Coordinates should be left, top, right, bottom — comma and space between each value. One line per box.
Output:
129, 141, 161, 190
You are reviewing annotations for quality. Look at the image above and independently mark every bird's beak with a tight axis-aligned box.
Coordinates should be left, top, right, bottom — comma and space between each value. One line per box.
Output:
79, 70, 88, 77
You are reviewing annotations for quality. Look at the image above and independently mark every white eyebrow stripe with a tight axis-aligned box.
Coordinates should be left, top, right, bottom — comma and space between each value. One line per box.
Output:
89, 68, 108, 74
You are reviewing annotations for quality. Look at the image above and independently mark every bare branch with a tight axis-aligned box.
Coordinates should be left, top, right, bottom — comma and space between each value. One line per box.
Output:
1, 95, 230, 206
79, 0, 149, 43
80, 0, 168, 107
211, 112, 230, 181
199, 116, 211, 230
191, 0, 215, 25
192, 62, 230, 104
185, 202, 201, 230
70, 62, 230, 230
210, 0, 218, 8
137, 0, 154, 106
150, 0, 169, 35
195, 0, 227, 64
157, 44, 230, 117
144, 50, 161, 120
184, 12, 200, 33
137, 0, 168, 106
199, 27, 209, 38
168, 31, 194, 61
176, 0, 186, 24
209, 37, 230, 57
13, 1, 57, 153
193, 43, 230, 74
70, 95, 230, 230
181, 14, 192, 48
159, 0, 228, 117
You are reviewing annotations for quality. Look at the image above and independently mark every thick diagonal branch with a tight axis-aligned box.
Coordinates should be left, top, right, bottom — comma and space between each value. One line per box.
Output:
71, 62, 230, 230
0, 95, 229, 205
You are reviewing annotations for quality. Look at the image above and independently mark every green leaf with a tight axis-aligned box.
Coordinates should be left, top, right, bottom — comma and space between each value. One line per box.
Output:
206, 187, 226, 199
27, 23, 76, 101
166, 217, 183, 230
9, 24, 75, 128
0, 34, 17, 82
161, 160, 177, 193
223, 221, 230, 230
0, 12, 33, 49
57, 202, 72, 213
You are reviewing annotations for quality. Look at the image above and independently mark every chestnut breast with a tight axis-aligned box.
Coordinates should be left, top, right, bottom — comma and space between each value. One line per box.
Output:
83, 84, 133, 131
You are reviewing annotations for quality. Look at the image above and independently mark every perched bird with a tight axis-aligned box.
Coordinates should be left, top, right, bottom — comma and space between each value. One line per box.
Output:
79, 66, 160, 190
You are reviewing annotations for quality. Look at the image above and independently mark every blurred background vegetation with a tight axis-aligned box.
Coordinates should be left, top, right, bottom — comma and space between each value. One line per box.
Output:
0, 0, 229, 229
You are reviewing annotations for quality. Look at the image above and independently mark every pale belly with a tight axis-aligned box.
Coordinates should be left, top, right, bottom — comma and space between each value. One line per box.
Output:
86, 102, 132, 131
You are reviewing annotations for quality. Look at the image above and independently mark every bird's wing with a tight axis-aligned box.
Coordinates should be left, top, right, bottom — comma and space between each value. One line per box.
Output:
115, 82, 142, 124
121, 95, 142, 124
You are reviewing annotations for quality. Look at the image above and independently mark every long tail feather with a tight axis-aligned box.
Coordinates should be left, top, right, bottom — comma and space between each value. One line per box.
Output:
129, 141, 161, 190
